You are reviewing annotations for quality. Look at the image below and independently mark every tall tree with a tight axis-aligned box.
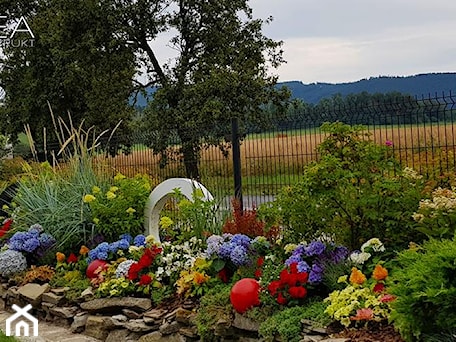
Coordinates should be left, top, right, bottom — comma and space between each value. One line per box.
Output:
141, 0, 290, 179
0, 0, 136, 146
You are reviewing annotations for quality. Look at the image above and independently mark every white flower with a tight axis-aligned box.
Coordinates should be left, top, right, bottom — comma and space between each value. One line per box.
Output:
361, 238, 385, 253
349, 251, 371, 264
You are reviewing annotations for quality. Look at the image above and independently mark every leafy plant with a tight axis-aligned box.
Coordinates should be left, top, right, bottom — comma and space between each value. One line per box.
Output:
389, 238, 456, 342
194, 284, 233, 341
258, 300, 331, 342
21, 265, 55, 285
259, 122, 425, 250
83, 173, 152, 241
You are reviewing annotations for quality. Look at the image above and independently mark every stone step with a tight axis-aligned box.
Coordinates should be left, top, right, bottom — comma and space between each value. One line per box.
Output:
0, 310, 101, 342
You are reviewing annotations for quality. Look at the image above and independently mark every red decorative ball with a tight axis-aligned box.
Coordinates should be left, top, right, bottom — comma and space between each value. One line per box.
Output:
230, 278, 261, 314
86, 259, 108, 279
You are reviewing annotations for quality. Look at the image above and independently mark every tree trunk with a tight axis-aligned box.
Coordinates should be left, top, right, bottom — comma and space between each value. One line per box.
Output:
180, 139, 200, 181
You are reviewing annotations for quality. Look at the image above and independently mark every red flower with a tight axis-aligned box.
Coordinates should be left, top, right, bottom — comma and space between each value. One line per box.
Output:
289, 262, 298, 274
296, 271, 308, 284
254, 269, 262, 279
288, 286, 307, 299
373, 283, 385, 293
267, 280, 282, 296
350, 308, 374, 321
139, 274, 152, 286
279, 269, 290, 284
0, 218, 13, 238
256, 256, 264, 267
218, 268, 229, 283
127, 262, 141, 280
276, 292, 288, 305
67, 253, 78, 263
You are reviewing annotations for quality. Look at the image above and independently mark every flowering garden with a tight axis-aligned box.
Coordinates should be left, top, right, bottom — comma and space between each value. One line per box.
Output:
0, 122, 456, 341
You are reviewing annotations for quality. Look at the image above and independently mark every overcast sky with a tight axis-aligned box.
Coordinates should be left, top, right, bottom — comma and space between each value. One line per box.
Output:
248, 0, 456, 84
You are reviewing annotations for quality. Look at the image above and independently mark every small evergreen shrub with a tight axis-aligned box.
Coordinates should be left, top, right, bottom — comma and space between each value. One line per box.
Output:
389, 238, 456, 342
260, 122, 425, 250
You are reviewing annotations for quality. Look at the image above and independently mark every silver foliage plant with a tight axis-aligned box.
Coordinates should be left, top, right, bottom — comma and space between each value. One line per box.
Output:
0, 250, 27, 277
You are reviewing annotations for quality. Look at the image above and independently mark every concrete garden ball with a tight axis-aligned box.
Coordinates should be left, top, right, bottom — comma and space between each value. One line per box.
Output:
230, 278, 260, 313
86, 259, 109, 279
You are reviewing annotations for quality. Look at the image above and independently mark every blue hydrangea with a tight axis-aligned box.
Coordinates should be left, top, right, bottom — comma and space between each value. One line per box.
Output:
118, 239, 130, 250
230, 245, 248, 267
22, 238, 40, 253
231, 234, 251, 248
304, 241, 326, 257
109, 241, 120, 253
297, 260, 311, 273
38, 233, 56, 250
97, 252, 109, 261
285, 254, 302, 266
329, 246, 349, 263
119, 234, 133, 244
205, 235, 224, 258
133, 235, 146, 247
97, 242, 109, 253
218, 243, 234, 259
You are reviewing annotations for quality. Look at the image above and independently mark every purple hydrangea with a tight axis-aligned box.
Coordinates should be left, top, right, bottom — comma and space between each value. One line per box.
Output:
329, 246, 350, 263
230, 234, 251, 248
205, 234, 253, 267
205, 235, 225, 258
8, 225, 55, 255
309, 262, 324, 284
218, 243, 235, 259
297, 260, 311, 273
22, 238, 40, 253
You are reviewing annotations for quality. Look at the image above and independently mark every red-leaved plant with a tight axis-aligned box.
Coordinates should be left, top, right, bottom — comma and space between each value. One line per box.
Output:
222, 199, 279, 240
267, 262, 308, 305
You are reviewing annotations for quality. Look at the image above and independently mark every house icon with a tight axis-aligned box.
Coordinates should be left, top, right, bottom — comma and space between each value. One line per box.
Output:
5, 304, 38, 337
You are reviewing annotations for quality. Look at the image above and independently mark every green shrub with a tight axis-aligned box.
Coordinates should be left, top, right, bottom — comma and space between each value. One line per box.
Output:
389, 238, 456, 341
260, 122, 425, 250
258, 300, 331, 342
83, 173, 152, 241
194, 284, 233, 341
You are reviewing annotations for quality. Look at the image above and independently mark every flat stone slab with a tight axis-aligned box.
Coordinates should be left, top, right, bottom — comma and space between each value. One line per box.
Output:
80, 297, 152, 313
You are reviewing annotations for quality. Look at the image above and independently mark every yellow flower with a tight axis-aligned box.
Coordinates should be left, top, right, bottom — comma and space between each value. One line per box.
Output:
91, 186, 101, 194
145, 235, 156, 245
2, 204, 8, 210
106, 191, 116, 200
83, 194, 96, 203
159, 216, 174, 228
372, 264, 388, 281
93, 218, 100, 224
114, 173, 126, 181
56, 252, 66, 263
79, 245, 90, 255
126, 207, 136, 214
109, 186, 119, 193
337, 275, 348, 284
349, 267, 367, 285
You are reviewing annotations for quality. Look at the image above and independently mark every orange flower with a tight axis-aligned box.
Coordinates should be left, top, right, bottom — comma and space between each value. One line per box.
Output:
79, 245, 90, 256
56, 252, 66, 263
193, 272, 209, 285
372, 264, 388, 281
349, 267, 366, 285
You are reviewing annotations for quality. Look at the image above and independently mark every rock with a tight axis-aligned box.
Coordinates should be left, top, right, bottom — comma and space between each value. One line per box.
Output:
79, 287, 94, 300
84, 315, 116, 340
232, 312, 260, 332
80, 297, 152, 313
144, 308, 167, 320
159, 321, 181, 335
179, 326, 198, 338
138, 331, 186, 342
70, 312, 89, 333
42, 292, 65, 305
112, 314, 128, 322
214, 319, 235, 337
41, 302, 55, 312
50, 306, 78, 318
18, 283, 50, 306
164, 308, 179, 321
106, 329, 130, 342
123, 308, 143, 319
125, 319, 159, 333
175, 308, 194, 325
0, 297, 5, 310
50, 287, 67, 295
318, 339, 350, 342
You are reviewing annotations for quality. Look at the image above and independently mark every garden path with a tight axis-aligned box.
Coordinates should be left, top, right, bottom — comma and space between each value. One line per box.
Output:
0, 310, 101, 342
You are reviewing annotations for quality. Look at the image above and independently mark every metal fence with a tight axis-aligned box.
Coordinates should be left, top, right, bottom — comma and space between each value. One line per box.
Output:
94, 91, 456, 208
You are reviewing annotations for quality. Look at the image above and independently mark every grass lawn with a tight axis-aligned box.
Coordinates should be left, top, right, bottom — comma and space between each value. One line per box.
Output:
0, 331, 18, 342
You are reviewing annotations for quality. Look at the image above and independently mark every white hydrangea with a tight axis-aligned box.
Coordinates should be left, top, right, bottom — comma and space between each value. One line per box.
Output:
349, 251, 371, 265
361, 238, 385, 253
115, 259, 136, 278
0, 250, 27, 277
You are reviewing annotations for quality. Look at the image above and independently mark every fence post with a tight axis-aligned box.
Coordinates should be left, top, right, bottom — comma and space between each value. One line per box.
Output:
231, 117, 243, 213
